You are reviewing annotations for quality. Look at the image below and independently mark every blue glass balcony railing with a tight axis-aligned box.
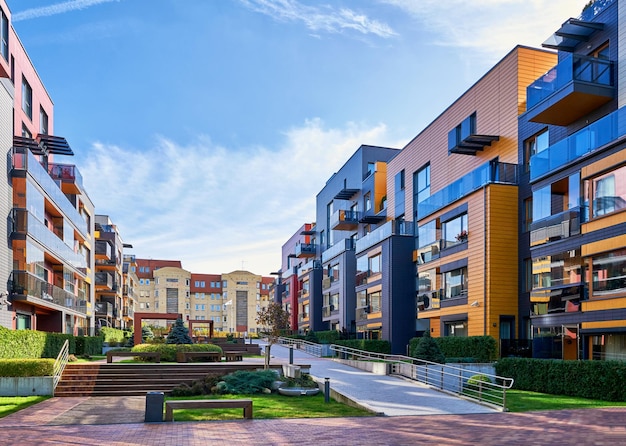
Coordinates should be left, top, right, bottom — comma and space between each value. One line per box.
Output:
321, 238, 355, 263
530, 106, 626, 181
417, 161, 517, 219
527, 54, 613, 110
356, 220, 414, 253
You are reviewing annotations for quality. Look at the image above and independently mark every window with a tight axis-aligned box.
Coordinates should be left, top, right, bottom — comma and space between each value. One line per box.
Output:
366, 162, 375, 177
40, 107, 49, 135
588, 248, 626, 296
524, 129, 549, 172
532, 185, 551, 222
166, 278, 178, 283
396, 169, 405, 191
442, 213, 468, 248
328, 263, 339, 281
443, 267, 468, 299
444, 321, 468, 337
369, 254, 381, 275
21, 123, 31, 138
195, 280, 205, 287
368, 291, 381, 312
364, 193, 371, 211
146, 279, 150, 285
532, 251, 581, 289
155, 290, 159, 297
418, 269, 436, 293
590, 165, 626, 217
222, 281, 227, 287
414, 164, 430, 219
0, 8, 7, 61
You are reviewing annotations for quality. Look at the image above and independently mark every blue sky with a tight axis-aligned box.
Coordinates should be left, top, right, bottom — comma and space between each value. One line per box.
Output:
12, 0, 589, 275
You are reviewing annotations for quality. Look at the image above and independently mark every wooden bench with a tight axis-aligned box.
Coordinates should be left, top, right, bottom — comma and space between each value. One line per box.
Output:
175, 351, 221, 363
164, 399, 253, 421
106, 351, 161, 363
223, 351, 243, 361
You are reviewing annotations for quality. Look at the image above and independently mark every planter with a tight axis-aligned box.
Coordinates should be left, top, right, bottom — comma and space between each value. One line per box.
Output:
278, 387, 320, 397
0, 376, 54, 396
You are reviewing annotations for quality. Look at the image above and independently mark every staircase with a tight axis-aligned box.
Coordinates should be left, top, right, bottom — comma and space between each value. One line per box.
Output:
54, 362, 280, 397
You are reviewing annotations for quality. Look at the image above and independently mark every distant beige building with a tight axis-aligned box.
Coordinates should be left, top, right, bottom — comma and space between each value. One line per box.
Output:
222, 270, 272, 335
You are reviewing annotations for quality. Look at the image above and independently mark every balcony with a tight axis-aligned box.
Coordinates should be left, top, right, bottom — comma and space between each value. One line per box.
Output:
448, 113, 499, 156
530, 207, 583, 247
330, 209, 359, 231
295, 242, 316, 258
415, 241, 441, 265
526, 54, 614, 126
95, 272, 114, 291
321, 238, 355, 263
418, 161, 517, 219
9, 270, 85, 314
123, 306, 134, 318
355, 305, 370, 322
530, 106, 626, 181
95, 301, 113, 318
10, 147, 88, 238
322, 304, 337, 318
11, 209, 87, 270
95, 240, 112, 260
47, 163, 84, 195
355, 220, 415, 254
417, 291, 441, 311
322, 276, 334, 290
531, 283, 587, 316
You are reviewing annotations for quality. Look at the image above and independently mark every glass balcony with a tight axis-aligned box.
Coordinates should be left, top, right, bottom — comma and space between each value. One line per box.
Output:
530, 283, 587, 316
530, 106, 626, 181
295, 242, 316, 258
321, 238, 355, 263
526, 53, 614, 126
95, 301, 113, 317
11, 148, 88, 238
95, 272, 114, 290
530, 207, 583, 246
330, 210, 360, 231
418, 161, 517, 219
11, 209, 87, 270
47, 163, 84, 195
355, 220, 415, 253
95, 240, 112, 260
10, 270, 86, 314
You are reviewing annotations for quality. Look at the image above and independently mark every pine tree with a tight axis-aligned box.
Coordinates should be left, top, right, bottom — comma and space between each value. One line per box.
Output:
414, 332, 446, 363
165, 318, 193, 344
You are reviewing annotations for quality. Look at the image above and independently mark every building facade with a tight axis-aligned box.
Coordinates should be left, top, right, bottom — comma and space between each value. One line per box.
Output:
94, 215, 125, 329
519, 0, 626, 360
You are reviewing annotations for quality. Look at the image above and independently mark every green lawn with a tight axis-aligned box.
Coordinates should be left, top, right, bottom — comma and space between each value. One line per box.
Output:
506, 390, 626, 412
166, 393, 374, 421
0, 396, 50, 418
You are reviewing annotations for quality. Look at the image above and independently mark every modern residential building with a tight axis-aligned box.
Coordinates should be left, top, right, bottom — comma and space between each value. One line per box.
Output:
386, 46, 557, 350
6, 0, 96, 335
222, 270, 272, 335
135, 258, 184, 329
519, 0, 626, 360
122, 254, 138, 330
94, 215, 125, 329
190, 273, 224, 332
316, 145, 400, 337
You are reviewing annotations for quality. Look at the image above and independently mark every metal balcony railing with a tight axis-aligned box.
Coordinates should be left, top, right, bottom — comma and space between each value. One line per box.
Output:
10, 270, 85, 313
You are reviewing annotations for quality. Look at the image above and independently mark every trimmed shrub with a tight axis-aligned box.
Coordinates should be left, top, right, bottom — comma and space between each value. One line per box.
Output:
314, 330, 340, 344
0, 326, 47, 359
495, 357, 626, 401
132, 343, 222, 362
409, 335, 497, 363
465, 374, 492, 391
75, 336, 103, 356
100, 327, 126, 344
0, 359, 55, 377
334, 339, 391, 354
412, 332, 445, 363
218, 370, 278, 394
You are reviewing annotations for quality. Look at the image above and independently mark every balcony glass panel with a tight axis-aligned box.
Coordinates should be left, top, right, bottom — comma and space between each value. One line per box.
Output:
530, 207, 583, 246
321, 238, 355, 263
418, 161, 517, 219
13, 148, 88, 237
355, 220, 414, 253
527, 54, 613, 109
10, 270, 85, 313
48, 163, 84, 191
530, 106, 626, 181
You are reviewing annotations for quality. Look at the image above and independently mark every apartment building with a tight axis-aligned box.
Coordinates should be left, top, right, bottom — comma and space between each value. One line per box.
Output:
385, 46, 556, 349
122, 254, 138, 330
94, 215, 125, 329
190, 273, 224, 332
5, 0, 96, 335
519, 0, 626, 360
222, 270, 272, 335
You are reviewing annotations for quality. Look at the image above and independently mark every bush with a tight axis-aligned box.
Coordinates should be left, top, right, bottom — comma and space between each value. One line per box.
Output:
218, 370, 278, 394
465, 374, 492, 391
100, 327, 126, 344
409, 335, 497, 363
314, 330, 340, 344
0, 359, 55, 377
412, 332, 445, 363
132, 343, 222, 362
334, 339, 391, 354
495, 357, 626, 401
170, 374, 222, 396
76, 336, 103, 356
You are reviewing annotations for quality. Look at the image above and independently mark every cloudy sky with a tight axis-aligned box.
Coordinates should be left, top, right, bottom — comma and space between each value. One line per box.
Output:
12, 0, 589, 275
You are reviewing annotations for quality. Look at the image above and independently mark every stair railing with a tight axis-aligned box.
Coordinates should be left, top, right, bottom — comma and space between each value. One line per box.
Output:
53, 340, 70, 395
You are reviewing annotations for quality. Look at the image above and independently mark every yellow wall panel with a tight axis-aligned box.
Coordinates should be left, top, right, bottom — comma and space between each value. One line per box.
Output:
582, 234, 626, 257
582, 296, 626, 311
582, 320, 626, 330
581, 149, 626, 179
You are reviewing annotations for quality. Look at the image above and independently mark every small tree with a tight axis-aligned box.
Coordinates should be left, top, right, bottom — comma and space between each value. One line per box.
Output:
165, 318, 193, 344
256, 301, 290, 369
413, 332, 445, 363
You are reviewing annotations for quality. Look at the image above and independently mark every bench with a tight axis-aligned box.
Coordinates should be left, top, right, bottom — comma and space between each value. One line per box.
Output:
164, 399, 253, 421
223, 351, 243, 361
106, 351, 161, 363
175, 351, 221, 363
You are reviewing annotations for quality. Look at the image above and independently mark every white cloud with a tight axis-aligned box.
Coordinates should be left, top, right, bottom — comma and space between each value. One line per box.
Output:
239, 0, 397, 38
380, 0, 590, 57
13, 0, 121, 22
80, 120, 395, 275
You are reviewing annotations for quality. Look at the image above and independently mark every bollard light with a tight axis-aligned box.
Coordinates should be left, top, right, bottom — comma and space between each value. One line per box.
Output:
324, 377, 330, 403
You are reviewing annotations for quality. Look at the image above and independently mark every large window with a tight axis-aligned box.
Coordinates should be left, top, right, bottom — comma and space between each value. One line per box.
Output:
589, 165, 626, 217
442, 213, 468, 248
368, 291, 381, 312
1, 8, 7, 62
418, 269, 436, 293
443, 267, 467, 299
414, 164, 430, 219
589, 248, 626, 296
524, 129, 549, 172
532, 251, 582, 289
40, 107, 49, 135
369, 254, 381, 275
22, 76, 33, 121
444, 320, 467, 337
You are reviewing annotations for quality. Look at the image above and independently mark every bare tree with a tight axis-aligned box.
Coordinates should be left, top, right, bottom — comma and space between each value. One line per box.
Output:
256, 301, 290, 369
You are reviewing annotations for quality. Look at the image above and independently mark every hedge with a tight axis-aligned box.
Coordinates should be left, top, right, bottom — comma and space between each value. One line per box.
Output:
0, 359, 55, 377
334, 339, 391, 354
100, 327, 127, 344
132, 343, 223, 362
0, 326, 103, 359
409, 335, 497, 363
495, 357, 626, 401
313, 330, 341, 344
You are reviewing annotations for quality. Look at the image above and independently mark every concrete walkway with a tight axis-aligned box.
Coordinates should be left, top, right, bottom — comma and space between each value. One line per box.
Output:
267, 343, 496, 416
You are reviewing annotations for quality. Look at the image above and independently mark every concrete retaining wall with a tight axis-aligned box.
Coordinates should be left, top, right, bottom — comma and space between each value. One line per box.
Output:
0, 377, 54, 396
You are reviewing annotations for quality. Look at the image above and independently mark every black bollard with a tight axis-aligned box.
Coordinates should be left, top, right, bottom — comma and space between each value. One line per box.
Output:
289, 345, 294, 364
324, 377, 330, 403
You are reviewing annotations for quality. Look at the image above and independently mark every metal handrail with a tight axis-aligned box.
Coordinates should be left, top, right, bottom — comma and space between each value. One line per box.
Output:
329, 344, 513, 411
277, 337, 323, 357
53, 340, 70, 394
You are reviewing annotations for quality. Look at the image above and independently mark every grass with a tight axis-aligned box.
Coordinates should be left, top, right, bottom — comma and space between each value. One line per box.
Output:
506, 390, 626, 412
166, 393, 375, 421
0, 396, 50, 418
